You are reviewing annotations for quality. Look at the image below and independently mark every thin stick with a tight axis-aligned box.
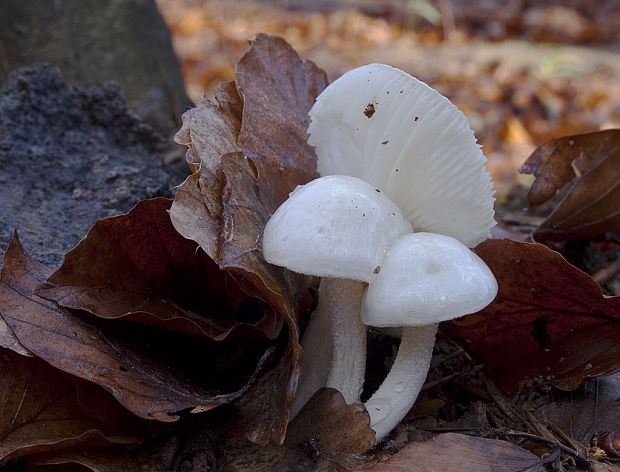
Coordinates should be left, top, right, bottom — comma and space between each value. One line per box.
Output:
499, 429, 592, 469
421, 364, 484, 391
592, 259, 620, 285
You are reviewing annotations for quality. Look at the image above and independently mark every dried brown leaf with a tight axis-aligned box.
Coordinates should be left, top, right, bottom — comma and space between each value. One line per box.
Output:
519, 129, 620, 241
535, 372, 620, 445
363, 433, 544, 471
39, 198, 281, 341
234, 33, 326, 212
287, 388, 375, 453
171, 88, 242, 258
0, 233, 267, 422
442, 238, 620, 393
0, 348, 145, 462
218, 388, 375, 471
169, 34, 327, 445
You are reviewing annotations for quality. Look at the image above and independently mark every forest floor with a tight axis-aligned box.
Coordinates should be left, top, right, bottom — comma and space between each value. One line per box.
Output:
156, 0, 620, 198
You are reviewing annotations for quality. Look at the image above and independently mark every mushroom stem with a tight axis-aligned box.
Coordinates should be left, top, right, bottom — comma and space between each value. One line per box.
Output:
365, 323, 438, 441
289, 277, 367, 419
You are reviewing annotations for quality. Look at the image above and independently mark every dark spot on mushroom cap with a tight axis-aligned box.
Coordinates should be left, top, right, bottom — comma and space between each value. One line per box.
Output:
375, 189, 381, 193
373, 266, 381, 274
364, 103, 376, 118
381, 140, 389, 145
414, 116, 419, 122
399, 90, 403, 94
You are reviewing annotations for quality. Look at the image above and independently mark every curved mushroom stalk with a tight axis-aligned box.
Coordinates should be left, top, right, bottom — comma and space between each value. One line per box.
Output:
289, 278, 366, 419
361, 232, 497, 440
365, 324, 437, 440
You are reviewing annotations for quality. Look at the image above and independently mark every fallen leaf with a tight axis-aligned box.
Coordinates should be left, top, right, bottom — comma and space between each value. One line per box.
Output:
362, 433, 544, 471
234, 33, 327, 212
287, 387, 375, 453
170, 85, 241, 257
169, 34, 327, 445
442, 238, 620, 393
0, 348, 145, 462
217, 388, 375, 471
0, 233, 271, 422
38, 198, 281, 341
535, 372, 620, 445
519, 129, 620, 241
214, 34, 326, 445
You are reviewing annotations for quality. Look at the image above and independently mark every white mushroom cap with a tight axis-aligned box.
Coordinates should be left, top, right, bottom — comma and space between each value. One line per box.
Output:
262, 175, 412, 282
361, 232, 498, 327
308, 63, 495, 248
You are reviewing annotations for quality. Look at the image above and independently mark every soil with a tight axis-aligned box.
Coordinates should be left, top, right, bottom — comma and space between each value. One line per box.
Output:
0, 63, 179, 267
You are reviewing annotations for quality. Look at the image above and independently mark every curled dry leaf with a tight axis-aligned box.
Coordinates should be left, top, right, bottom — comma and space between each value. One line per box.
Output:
442, 239, 620, 392
38, 198, 281, 341
0, 347, 147, 462
442, 238, 620, 393
169, 33, 327, 445
0, 233, 271, 423
363, 433, 544, 472
519, 129, 620, 241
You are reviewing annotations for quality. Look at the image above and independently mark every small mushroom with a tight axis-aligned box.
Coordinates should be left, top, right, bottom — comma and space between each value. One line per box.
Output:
263, 64, 497, 440
263, 175, 411, 414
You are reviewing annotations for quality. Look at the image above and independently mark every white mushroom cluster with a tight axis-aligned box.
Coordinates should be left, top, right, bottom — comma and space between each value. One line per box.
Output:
263, 64, 498, 441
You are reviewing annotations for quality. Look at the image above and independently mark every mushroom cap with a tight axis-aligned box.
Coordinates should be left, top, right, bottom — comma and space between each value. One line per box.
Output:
361, 232, 498, 327
308, 63, 495, 248
262, 175, 412, 282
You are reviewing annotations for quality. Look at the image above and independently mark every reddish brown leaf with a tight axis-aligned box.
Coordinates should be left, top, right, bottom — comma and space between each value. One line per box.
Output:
363, 433, 544, 471
0, 233, 268, 422
442, 238, 620, 393
234, 33, 327, 212
169, 34, 326, 445
0, 348, 145, 462
213, 34, 326, 444
38, 198, 281, 341
519, 129, 620, 241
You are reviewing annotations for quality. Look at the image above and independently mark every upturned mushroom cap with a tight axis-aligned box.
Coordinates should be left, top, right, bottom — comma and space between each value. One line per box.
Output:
308, 63, 495, 248
361, 232, 498, 327
262, 175, 412, 282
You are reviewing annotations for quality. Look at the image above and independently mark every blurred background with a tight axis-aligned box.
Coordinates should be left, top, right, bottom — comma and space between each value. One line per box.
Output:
155, 0, 620, 197
0, 0, 618, 199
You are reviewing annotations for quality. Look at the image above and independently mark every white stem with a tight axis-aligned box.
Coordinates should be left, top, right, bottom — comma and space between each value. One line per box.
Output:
289, 278, 367, 419
365, 323, 438, 441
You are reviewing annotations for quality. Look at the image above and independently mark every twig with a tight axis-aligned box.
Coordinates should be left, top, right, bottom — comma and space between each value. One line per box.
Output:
502, 214, 546, 226
421, 364, 484, 391
429, 346, 466, 370
592, 258, 620, 285
498, 429, 592, 469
